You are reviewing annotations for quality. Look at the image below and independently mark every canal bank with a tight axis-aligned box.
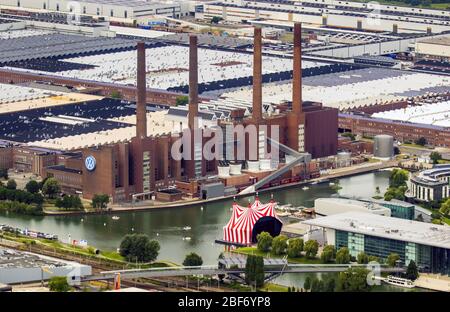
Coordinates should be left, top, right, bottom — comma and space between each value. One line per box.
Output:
43, 160, 398, 216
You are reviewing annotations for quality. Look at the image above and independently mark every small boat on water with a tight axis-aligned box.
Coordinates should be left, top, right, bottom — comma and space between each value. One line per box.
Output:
183, 226, 191, 231
302, 186, 310, 191
383, 275, 415, 288
112, 216, 120, 221
183, 236, 192, 241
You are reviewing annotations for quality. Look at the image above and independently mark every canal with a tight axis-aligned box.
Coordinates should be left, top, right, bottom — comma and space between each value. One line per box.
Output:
0, 170, 391, 264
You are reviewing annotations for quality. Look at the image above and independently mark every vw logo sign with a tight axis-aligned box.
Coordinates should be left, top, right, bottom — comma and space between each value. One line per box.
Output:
85, 156, 96, 172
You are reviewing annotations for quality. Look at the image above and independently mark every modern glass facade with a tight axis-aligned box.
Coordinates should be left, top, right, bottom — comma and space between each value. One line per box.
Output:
335, 230, 450, 275
379, 202, 415, 220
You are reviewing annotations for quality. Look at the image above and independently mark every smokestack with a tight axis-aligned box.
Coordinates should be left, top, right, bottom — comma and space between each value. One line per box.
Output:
292, 22, 302, 115
252, 27, 262, 122
136, 41, 147, 139
188, 35, 198, 130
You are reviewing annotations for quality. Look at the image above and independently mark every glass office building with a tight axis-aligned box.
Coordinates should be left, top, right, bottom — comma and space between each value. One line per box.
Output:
304, 212, 450, 276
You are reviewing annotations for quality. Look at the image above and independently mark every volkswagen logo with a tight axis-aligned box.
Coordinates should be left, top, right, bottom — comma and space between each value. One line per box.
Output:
85, 155, 96, 172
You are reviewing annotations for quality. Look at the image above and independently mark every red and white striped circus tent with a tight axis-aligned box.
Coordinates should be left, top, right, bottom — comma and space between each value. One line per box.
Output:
223, 197, 282, 245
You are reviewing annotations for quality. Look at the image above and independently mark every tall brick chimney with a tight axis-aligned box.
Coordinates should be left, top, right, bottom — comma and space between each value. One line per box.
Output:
252, 27, 263, 122
136, 41, 147, 139
292, 22, 302, 115
188, 35, 199, 130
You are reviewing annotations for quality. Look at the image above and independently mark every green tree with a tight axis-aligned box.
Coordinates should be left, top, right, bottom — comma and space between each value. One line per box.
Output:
336, 267, 370, 292
48, 276, 71, 292
42, 178, 60, 198
405, 260, 419, 281
25, 180, 40, 194
335, 247, 351, 264
119, 234, 160, 262
211, 16, 223, 24
323, 276, 336, 292
287, 238, 303, 258
310, 277, 321, 292
341, 132, 356, 141
271, 234, 288, 255
183, 252, 203, 266
389, 168, 409, 188
110, 90, 122, 99
304, 240, 319, 259
429, 152, 442, 165
415, 137, 427, 146
55, 195, 83, 210
245, 255, 264, 288
357, 252, 369, 264
387, 253, 401, 267
303, 276, 311, 290
320, 245, 336, 263
92, 194, 110, 209
368, 255, 381, 263
256, 231, 273, 253
6, 179, 17, 190
175, 95, 189, 106
0, 168, 8, 179
384, 185, 407, 201
439, 198, 450, 216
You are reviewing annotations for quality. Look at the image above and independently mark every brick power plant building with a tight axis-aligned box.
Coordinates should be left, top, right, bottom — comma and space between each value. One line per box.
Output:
9, 23, 338, 203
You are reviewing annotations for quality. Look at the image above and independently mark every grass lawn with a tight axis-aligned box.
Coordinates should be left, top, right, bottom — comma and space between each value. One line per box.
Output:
42, 197, 93, 213
400, 143, 431, 149
260, 283, 289, 292
233, 247, 323, 264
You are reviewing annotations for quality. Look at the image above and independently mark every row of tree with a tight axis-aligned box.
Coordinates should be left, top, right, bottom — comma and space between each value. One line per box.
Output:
257, 232, 320, 258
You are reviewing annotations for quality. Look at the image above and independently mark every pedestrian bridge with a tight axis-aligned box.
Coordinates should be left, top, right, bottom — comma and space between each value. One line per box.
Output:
82, 263, 405, 282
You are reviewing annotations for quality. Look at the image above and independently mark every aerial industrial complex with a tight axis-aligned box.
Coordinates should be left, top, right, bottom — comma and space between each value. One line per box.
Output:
0, 0, 449, 294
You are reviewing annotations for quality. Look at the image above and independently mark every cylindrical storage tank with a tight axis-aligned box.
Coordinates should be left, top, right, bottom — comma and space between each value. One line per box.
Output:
247, 161, 260, 172
218, 166, 230, 178
260, 159, 271, 170
229, 163, 242, 175
374, 135, 394, 159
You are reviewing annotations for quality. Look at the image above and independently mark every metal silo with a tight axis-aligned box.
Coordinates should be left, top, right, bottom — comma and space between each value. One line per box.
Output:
374, 135, 394, 159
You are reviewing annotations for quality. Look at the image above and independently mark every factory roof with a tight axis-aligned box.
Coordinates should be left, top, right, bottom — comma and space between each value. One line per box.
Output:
67, 0, 169, 8
302, 212, 450, 249
0, 248, 67, 269
372, 100, 450, 128
222, 68, 450, 109
418, 36, 450, 46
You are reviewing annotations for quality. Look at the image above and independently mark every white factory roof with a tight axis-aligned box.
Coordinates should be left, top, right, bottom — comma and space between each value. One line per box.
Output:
14, 46, 320, 90
28, 110, 172, 151
223, 72, 450, 109
73, 0, 171, 8
0, 83, 63, 104
0, 29, 55, 40
109, 26, 173, 38
372, 100, 450, 128
302, 212, 450, 249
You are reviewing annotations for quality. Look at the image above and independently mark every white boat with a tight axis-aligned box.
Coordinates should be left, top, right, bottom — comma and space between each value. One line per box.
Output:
183, 236, 192, 241
302, 186, 310, 191
112, 216, 120, 220
383, 275, 415, 288
183, 226, 191, 231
